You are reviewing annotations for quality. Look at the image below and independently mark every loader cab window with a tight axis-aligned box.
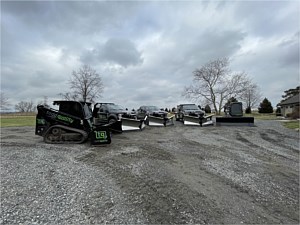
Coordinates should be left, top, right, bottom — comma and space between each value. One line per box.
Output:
229, 102, 243, 117
58, 102, 84, 118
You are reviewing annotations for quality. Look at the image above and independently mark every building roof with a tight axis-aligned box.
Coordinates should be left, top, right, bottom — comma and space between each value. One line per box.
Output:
278, 94, 300, 106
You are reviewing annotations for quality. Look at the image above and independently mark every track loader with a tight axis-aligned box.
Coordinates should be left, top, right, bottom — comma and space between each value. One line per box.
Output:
36, 101, 112, 145
216, 102, 254, 126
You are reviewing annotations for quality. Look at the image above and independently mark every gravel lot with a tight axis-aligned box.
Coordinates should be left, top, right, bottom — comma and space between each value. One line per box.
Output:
1, 120, 299, 224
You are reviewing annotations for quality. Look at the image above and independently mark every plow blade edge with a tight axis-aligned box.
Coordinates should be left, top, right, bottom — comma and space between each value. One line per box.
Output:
121, 118, 145, 131
183, 115, 214, 126
148, 115, 174, 127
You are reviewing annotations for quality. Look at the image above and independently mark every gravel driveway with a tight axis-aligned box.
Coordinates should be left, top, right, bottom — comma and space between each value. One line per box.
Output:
1, 120, 299, 224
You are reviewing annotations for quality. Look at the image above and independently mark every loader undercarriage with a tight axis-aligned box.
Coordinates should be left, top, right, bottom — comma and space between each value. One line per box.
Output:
43, 125, 88, 144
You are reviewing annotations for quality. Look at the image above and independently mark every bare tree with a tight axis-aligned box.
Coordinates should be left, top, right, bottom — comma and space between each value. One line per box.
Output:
240, 82, 262, 110
58, 92, 79, 101
60, 65, 104, 103
183, 58, 251, 114
15, 101, 35, 113
0, 92, 10, 111
37, 96, 50, 107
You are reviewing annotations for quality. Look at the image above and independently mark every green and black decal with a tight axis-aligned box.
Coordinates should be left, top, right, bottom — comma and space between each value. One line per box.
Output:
91, 126, 111, 145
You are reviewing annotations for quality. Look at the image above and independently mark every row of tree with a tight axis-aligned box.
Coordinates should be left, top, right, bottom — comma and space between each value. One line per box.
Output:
1, 60, 297, 114
56, 60, 266, 115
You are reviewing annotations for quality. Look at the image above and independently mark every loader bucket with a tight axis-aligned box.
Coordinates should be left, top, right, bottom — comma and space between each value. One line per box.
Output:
121, 118, 145, 131
148, 115, 174, 127
183, 115, 214, 127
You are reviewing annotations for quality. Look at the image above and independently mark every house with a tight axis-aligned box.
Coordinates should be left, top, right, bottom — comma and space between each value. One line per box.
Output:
277, 94, 300, 117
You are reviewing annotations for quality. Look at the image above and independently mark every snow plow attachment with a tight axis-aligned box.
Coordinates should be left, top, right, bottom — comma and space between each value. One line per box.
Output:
215, 102, 254, 126
183, 115, 214, 126
147, 115, 175, 127
108, 120, 123, 133
121, 118, 145, 131
215, 117, 254, 126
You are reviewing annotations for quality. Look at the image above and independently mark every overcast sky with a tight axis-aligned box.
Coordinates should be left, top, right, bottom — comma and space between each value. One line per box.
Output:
1, 0, 299, 110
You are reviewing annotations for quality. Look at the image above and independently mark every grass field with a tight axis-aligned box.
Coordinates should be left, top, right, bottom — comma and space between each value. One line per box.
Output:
0, 115, 36, 127
249, 112, 278, 120
0, 113, 298, 130
282, 121, 300, 130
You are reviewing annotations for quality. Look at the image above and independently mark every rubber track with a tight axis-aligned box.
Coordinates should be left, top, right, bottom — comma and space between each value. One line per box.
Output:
43, 125, 88, 144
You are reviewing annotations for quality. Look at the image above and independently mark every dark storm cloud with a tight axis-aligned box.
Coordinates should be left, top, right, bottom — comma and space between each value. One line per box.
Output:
1, 1, 299, 109
81, 38, 143, 67
102, 38, 143, 67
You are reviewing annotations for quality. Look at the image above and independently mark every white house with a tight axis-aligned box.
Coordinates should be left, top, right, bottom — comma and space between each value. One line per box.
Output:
278, 94, 300, 117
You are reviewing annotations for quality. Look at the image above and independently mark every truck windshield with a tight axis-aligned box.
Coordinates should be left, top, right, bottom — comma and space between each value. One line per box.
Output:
182, 105, 199, 110
146, 106, 160, 111
108, 104, 125, 111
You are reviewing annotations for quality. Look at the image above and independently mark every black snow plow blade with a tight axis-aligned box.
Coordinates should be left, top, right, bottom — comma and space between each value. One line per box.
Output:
216, 117, 254, 126
109, 120, 123, 133
148, 115, 174, 127
121, 118, 145, 131
183, 115, 214, 126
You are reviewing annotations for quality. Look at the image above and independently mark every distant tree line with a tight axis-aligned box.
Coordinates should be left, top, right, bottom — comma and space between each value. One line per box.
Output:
3, 63, 298, 115
0, 92, 10, 111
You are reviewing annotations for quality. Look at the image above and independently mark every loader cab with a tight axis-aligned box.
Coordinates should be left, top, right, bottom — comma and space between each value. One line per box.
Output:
53, 101, 92, 119
229, 102, 243, 117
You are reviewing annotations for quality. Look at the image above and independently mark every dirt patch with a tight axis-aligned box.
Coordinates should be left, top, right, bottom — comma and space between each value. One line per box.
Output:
1, 120, 299, 224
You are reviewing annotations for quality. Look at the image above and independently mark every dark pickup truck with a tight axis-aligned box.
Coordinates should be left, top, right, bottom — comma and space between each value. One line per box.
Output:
93, 103, 135, 124
175, 104, 205, 121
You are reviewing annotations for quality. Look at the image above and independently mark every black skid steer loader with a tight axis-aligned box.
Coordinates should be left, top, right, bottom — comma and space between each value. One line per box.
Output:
35, 101, 111, 145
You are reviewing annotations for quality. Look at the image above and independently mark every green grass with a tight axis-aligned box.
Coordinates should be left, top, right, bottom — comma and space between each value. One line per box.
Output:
282, 121, 300, 130
246, 112, 278, 120
215, 111, 278, 120
0, 116, 36, 127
